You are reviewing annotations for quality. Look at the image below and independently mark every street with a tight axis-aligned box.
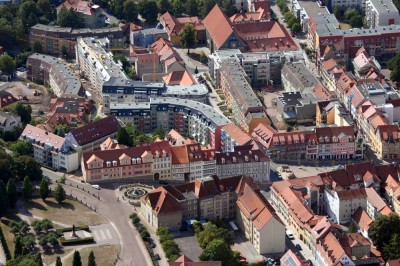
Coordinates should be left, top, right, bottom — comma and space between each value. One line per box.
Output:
42, 168, 153, 266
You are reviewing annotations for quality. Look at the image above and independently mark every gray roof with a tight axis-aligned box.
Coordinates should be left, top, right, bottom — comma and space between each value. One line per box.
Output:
295, 0, 329, 17
313, 14, 341, 37
282, 62, 318, 91
367, 0, 399, 13
28, 53, 82, 96
30, 24, 122, 35
104, 77, 165, 89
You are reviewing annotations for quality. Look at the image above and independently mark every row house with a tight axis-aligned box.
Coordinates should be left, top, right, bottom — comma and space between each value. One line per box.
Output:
141, 176, 286, 255
316, 100, 353, 127
252, 124, 356, 160
20, 124, 79, 172
214, 123, 252, 152
352, 47, 381, 78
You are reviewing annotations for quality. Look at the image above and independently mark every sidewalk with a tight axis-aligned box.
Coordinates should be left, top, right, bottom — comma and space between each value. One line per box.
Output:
137, 211, 168, 266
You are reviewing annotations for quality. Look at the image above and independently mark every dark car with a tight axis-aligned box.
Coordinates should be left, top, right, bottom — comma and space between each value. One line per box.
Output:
295, 244, 302, 250
179, 226, 188, 232
159, 180, 168, 185
150, 242, 156, 248
306, 260, 313, 266
154, 254, 161, 260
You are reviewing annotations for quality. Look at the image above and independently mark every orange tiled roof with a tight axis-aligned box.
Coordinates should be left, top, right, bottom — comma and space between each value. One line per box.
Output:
352, 207, 373, 232
162, 70, 197, 86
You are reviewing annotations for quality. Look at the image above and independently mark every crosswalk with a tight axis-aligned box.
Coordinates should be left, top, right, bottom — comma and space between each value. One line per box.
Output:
92, 228, 113, 241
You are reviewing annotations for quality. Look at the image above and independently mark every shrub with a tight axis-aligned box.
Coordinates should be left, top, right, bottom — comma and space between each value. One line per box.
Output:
59, 236, 94, 245
0, 225, 11, 260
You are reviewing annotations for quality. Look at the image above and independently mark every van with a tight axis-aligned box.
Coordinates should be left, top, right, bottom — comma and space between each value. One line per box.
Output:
286, 230, 294, 239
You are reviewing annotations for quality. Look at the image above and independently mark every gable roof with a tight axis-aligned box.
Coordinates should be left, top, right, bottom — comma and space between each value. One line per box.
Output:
141, 186, 182, 215
203, 5, 237, 49
69, 115, 120, 146
21, 124, 65, 151
352, 207, 373, 232
162, 70, 197, 86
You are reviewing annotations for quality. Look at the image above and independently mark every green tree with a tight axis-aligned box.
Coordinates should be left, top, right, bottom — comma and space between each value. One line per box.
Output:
199, 239, 237, 265
200, 0, 215, 18
14, 235, 23, 258
57, 7, 85, 28
15, 52, 33, 68
350, 15, 364, 28
291, 23, 301, 34
110, 0, 124, 17
39, 177, 50, 200
185, 0, 198, 16
88, 250, 96, 266
383, 233, 400, 260
0, 54, 16, 75
72, 250, 82, 266
14, 155, 42, 180
171, 0, 184, 16
180, 23, 197, 54
123, 0, 138, 22
32, 219, 43, 233
55, 256, 62, 266
348, 222, 357, 233
15, 102, 32, 124
369, 213, 400, 251
35, 252, 44, 266
22, 176, 33, 199
391, 66, 400, 82
57, 6, 69, 26
334, 5, 342, 20
197, 223, 232, 249
138, 0, 159, 24
287, 16, 297, 28
17, 1, 39, 32
157, 0, 171, 14
54, 184, 66, 204
128, 67, 136, 79
0, 180, 8, 215
161, 239, 180, 261
6, 179, 17, 207
153, 127, 166, 139
9, 140, 33, 156
37, 0, 53, 19
117, 127, 132, 146
344, 8, 358, 21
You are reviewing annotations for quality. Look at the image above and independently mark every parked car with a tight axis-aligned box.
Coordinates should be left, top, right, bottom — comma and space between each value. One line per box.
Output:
295, 244, 302, 250
159, 180, 168, 185
286, 230, 294, 240
239, 256, 247, 263
91, 184, 101, 190
307, 259, 313, 266
154, 254, 161, 260
150, 242, 156, 248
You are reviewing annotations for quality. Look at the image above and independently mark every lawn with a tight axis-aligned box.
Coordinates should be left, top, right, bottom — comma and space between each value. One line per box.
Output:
63, 245, 119, 266
339, 22, 352, 29
25, 197, 107, 227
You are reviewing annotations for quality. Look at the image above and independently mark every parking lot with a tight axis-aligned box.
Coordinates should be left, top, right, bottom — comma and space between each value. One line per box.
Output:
173, 230, 202, 261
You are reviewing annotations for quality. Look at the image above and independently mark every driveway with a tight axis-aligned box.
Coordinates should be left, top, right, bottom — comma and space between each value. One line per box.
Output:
173, 231, 202, 261
232, 234, 264, 263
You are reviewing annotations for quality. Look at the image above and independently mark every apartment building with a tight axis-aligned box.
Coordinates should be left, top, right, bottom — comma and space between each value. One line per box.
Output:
218, 59, 268, 132
101, 77, 208, 114
276, 92, 317, 124
281, 62, 319, 93
141, 176, 286, 255
76, 38, 127, 91
65, 115, 121, 157
237, 53, 270, 85
29, 24, 125, 56
365, 0, 400, 28
316, 100, 353, 127
216, 147, 270, 183
109, 97, 230, 147
352, 47, 381, 77
20, 124, 79, 172
215, 123, 252, 152
252, 124, 357, 160
57, 0, 105, 28
27, 53, 84, 97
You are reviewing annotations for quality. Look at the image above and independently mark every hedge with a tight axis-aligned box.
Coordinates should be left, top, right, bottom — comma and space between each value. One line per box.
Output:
59, 236, 94, 245
56, 226, 90, 235
0, 224, 11, 260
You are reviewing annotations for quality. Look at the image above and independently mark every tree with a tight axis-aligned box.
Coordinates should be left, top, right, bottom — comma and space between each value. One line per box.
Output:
344, 8, 358, 21
334, 5, 342, 20
369, 213, 400, 251
54, 184, 66, 204
157, 0, 171, 14
88, 250, 96, 266
200, 0, 215, 18
72, 250, 82, 266
14, 235, 23, 258
41, 219, 53, 233
22, 176, 33, 199
350, 15, 363, 28
9, 140, 33, 156
37, 0, 53, 19
287, 16, 298, 28
123, 0, 138, 22
15, 102, 32, 124
138, 0, 159, 25
383, 233, 400, 260
117, 127, 132, 146
199, 239, 237, 265
17, 1, 39, 32
0, 54, 16, 75
171, 0, 184, 16
180, 24, 197, 54
391, 66, 400, 82
110, 0, 124, 17
39, 177, 50, 200
185, 0, 198, 16
348, 222, 357, 233
291, 23, 301, 34
7, 179, 17, 207
55, 256, 62, 266
196, 223, 232, 249
128, 67, 136, 79
35, 252, 44, 266
153, 127, 166, 140
57, 7, 85, 28
161, 239, 180, 261
14, 155, 42, 180
0, 180, 8, 215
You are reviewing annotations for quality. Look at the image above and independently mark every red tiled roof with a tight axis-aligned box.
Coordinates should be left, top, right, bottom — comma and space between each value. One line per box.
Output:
162, 70, 197, 86
141, 186, 182, 215
60, 0, 99, 16
280, 250, 308, 266
352, 207, 373, 232
221, 123, 252, 146
204, 5, 238, 49
377, 125, 400, 141
171, 145, 189, 164
387, 259, 400, 266
315, 126, 355, 144
322, 59, 338, 71
69, 115, 120, 146
365, 187, 391, 215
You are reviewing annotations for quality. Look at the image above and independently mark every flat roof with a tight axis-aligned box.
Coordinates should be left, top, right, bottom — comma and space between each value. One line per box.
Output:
367, 0, 399, 13
296, 0, 329, 17
313, 14, 341, 37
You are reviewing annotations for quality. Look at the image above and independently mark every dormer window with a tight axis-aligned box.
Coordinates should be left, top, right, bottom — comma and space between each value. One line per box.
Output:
255, 155, 258, 161
106, 161, 111, 167
325, 136, 330, 142
233, 156, 237, 163
132, 158, 136, 164
221, 158, 225, 164
113, 160, 117, 166
333, 137, 338, 142
245, 156, 249, 162
137, 158, 141, 164
319, 137, 324, 143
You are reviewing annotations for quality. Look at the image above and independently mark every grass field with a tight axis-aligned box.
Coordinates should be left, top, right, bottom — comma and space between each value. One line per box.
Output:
0, 212, 22, 257
25, 197, 107, 227
63, 245, 120, 266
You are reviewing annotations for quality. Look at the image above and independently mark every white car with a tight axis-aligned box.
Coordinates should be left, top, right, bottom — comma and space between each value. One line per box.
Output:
91, 184, 101, 190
